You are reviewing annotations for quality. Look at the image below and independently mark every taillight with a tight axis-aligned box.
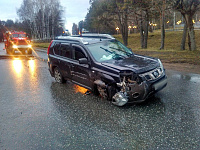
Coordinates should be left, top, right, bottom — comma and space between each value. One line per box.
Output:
47, 41, 53, 55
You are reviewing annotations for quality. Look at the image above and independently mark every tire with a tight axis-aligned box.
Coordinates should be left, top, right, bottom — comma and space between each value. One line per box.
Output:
107, 85, 117, 101
54, 67, 65, 83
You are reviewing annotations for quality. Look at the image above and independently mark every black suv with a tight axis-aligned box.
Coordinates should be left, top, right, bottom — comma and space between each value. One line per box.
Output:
47, 34, 167, 106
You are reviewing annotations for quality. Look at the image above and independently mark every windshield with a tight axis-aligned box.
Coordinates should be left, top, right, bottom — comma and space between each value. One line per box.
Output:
12, 34, 26, 38
87, 40, 133, 62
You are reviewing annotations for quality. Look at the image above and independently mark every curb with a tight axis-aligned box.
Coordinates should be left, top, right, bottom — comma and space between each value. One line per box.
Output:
34, 56, 48, 62
0, 55, 34, 59
34, 48, 47, 53
33, 48, 48, 62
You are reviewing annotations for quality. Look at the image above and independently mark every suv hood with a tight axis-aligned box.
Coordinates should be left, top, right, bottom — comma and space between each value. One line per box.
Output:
101, 54, 160, 73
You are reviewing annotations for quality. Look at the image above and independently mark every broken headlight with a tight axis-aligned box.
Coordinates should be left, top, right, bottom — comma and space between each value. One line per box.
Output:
158, 59, 164, 72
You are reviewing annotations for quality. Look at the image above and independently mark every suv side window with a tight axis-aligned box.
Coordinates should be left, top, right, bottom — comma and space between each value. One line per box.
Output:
53, 43, 60, 55
73, 46, 86, 60
60, 44, 71, 58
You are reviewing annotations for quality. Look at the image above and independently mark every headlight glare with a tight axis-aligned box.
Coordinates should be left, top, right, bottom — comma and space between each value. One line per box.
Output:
13, 45, 18, 49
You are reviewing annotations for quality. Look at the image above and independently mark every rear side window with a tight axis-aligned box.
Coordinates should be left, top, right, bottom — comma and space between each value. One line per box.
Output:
60, 44, 71, 58
53, 43, 60, 55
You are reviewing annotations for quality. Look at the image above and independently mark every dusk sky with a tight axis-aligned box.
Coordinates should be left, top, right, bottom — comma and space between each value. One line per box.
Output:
0, 0, 90, 32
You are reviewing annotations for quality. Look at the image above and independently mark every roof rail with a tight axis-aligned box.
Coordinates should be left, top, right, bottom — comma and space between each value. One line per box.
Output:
55, 33, 115, 41
55, 36, 89, 44
72, 34, 115, 39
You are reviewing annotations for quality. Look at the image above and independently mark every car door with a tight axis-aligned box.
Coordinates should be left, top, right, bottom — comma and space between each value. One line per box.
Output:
59, 43, 72, 80
71, 44, 92, 90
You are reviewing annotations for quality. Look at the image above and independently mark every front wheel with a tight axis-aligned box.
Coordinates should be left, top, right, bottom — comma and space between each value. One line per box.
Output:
107, 85, 117, 101
54, 67, 66, 83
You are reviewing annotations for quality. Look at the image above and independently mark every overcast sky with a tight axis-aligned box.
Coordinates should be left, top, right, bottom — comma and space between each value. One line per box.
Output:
0, 0, 90, 32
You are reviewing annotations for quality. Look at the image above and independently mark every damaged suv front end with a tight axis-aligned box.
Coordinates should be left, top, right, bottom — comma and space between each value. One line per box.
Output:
112, 60, 167, 106
86, 39, 167, 106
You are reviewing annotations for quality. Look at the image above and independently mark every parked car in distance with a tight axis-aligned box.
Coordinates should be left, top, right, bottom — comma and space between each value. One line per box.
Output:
47, 34, 167, 106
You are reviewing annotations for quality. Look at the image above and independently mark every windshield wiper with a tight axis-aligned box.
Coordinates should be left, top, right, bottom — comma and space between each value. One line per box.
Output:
109, 47, 133, 57
100, 47, 113, 54
100, 47, 124, 60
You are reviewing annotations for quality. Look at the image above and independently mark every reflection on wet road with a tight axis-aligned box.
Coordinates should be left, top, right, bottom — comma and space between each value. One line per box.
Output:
0, 56, 200, 149
13, 58, 23, 74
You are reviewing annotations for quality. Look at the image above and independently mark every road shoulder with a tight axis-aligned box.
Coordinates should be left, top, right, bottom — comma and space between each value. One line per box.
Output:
163, 63, 200, 74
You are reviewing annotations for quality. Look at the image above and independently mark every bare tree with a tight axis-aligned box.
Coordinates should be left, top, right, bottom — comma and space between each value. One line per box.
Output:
171, 0, 200, 51
159, 0, 166, 50
133, 0, 155, 49
17, 0, 64, 40
106, 0, 133, 46
181, 19, 187, 50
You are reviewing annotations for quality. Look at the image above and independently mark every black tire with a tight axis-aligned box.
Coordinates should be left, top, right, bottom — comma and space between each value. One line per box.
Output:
93, 85, 100, 96
107, 85, 117, 101
54, 67, 65, 83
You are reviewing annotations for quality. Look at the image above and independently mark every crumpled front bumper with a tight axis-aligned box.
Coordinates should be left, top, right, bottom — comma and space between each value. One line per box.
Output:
112, 76, 167, 106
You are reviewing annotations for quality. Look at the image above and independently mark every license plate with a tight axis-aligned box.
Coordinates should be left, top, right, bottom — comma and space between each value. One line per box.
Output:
153, 78, 167, 91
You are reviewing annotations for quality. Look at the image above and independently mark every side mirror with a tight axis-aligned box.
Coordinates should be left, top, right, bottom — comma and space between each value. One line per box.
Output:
79, 58, 88, 64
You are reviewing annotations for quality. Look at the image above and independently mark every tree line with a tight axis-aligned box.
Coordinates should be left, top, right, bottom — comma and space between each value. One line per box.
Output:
0, 0, 63, 41
17, 0, 65, 41
82, 0, 200, 51
1, 0, 64, 41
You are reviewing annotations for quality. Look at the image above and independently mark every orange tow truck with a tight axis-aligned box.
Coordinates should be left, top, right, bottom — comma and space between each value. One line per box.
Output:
4, 31, 32, 54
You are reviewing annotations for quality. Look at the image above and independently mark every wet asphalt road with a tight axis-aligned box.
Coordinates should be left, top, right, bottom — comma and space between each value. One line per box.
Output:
0, 43, 200, 149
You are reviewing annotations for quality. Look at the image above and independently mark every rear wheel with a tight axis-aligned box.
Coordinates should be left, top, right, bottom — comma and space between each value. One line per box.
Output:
54, 67, 65, 83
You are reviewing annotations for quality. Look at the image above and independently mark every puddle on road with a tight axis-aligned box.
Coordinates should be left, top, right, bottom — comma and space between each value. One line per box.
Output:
172, 73, 200, 83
